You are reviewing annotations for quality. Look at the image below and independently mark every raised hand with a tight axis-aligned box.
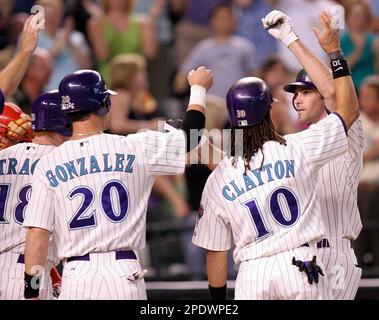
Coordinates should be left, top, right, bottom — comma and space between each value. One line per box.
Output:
313, 11, 341, 53
262, 10, 298, 47
20, 11, 43, 54
187, 66, 214, 90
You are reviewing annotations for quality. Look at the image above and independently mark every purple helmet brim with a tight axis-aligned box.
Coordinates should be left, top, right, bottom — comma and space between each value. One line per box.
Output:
283, 81, 317, 93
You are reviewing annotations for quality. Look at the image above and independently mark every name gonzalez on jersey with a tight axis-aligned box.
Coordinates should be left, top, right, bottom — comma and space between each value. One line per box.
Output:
45, 153, 136, 187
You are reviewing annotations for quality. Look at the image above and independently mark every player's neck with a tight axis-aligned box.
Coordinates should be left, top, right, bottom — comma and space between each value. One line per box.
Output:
33, 134, 63, 147
71, 120, 105, 140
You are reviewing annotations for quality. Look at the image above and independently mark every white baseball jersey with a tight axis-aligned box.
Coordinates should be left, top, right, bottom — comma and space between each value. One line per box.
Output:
193, 113, 348, 264
0, 143, 56, 300
0, 143, 55, 254
316, 117, 364, 300
23, 131, 185, 260
318, 117, 364, 240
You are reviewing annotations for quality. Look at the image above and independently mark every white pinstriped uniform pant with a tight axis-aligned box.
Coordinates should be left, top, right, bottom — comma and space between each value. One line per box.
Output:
318, 238, 361, 300
0, 252, 53, 300
59, 251, 147, 300
235, 246, 333, 300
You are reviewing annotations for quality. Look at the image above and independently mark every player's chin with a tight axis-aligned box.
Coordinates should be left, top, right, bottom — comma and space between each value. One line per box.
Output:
297, 111, 309, 122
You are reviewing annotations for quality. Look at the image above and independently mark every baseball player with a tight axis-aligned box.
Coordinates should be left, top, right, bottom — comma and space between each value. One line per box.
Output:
263, 9, 363, 299
0, 12, 43, 114
0, 103, 33, 151
192, 12, 360, 300
0, 91, 72, 300
22, 67, 212, 300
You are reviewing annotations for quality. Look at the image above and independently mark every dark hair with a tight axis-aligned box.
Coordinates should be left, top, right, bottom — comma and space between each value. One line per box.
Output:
261, 56, 289, 76
67, 110, 92, 122
209, 3, 233, 20
230, 112, 286, 172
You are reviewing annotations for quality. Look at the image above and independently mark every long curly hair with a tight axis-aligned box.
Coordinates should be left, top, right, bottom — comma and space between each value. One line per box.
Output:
230, 112, 286, 172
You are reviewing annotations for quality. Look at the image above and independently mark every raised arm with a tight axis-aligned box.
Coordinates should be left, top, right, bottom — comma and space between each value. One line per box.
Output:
262, 10, 336, 110
181, 66, 213, 152
0, 13, 42, 97
314, 12, 359, 129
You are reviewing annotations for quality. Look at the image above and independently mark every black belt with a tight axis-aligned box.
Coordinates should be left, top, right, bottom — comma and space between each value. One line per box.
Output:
317, 239, 330, 248
301, 240, 330, 248
66, 250, 137, 263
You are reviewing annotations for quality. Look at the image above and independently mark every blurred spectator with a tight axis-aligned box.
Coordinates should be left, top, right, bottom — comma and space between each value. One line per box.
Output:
174, 4, 257, 100
359, 75, 379, 185
108, 53, 162, 135
368, 0, 379, 33
356, 75, 379, 267
36, 0, 92, 91
0, 0, 13, 50
341, 0, 379, 90
260, 56, 291, 90
0, 12, 29, 69
271, 0, 338, 73
87, 0, 158, 83
234, 0, 278, 68
64, 0, 102, 39
173, 0, 232, 66
134, 0, 175, 101
11, 48, 53, 114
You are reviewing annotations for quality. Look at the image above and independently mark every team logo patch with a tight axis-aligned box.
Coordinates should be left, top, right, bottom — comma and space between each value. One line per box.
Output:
61, 95, 75, 111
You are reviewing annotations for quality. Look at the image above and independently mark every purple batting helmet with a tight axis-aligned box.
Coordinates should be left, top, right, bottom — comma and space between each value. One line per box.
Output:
283, 69, 317, 94
283, 69, 319, 110
226, 77, 277, 127
32, 90, 73, 137
59, 69, 117, 116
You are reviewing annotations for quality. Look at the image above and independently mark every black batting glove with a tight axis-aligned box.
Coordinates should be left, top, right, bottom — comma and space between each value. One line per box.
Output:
292, 255, 324, 285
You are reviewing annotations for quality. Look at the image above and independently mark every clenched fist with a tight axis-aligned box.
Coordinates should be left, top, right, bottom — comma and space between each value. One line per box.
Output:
187, 66, 214, 90
262, 10, 299, 47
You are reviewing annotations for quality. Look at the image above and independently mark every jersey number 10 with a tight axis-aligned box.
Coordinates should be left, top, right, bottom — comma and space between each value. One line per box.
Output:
244, 187, 299, 240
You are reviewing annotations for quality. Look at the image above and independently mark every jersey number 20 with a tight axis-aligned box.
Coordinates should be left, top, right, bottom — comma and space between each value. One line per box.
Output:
68, 180, 129, 230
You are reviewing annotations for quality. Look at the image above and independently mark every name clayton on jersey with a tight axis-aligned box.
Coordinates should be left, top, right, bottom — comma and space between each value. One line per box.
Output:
222, 159, 295, 201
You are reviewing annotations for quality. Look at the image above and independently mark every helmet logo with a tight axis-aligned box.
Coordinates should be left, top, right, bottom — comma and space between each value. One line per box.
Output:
236, 110, 246, 118
61, 95, 75, 110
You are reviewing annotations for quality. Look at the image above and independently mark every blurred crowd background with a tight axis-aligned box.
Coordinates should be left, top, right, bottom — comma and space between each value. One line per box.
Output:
1, 0, 379, 281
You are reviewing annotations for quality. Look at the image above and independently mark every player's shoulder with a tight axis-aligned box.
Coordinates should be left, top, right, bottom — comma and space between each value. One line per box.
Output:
0, 142, 52, 157
286, 113, 343, 140
208, 157, 237, 181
